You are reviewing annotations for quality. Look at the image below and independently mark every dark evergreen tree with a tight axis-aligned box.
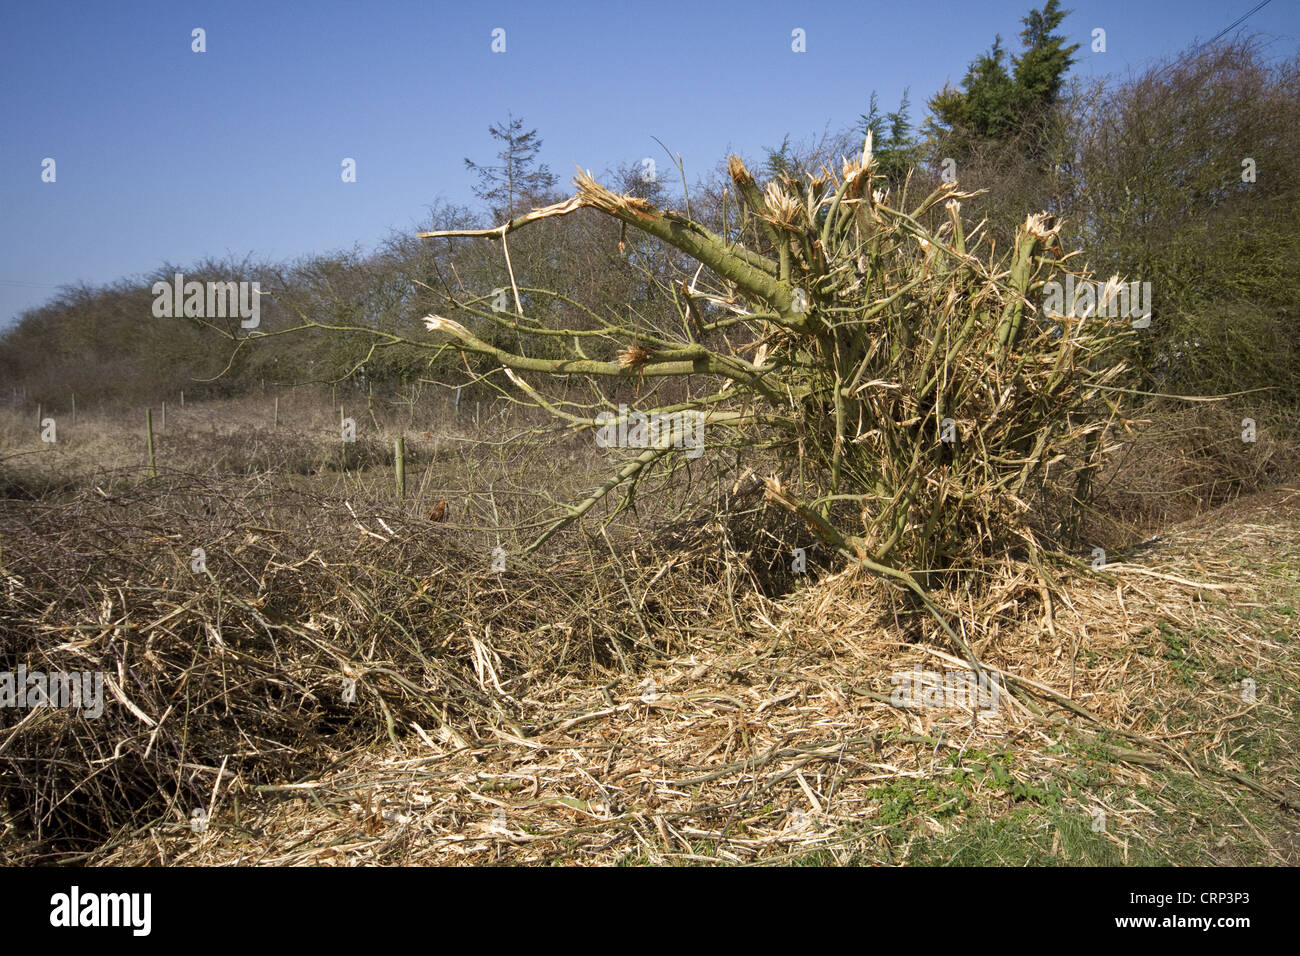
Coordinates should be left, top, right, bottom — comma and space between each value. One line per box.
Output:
925, 3, 1078, 162
1013, 0, 1080, 115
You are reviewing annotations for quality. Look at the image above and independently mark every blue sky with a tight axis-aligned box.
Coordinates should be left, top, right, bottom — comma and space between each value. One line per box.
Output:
1, 0, 1296, 328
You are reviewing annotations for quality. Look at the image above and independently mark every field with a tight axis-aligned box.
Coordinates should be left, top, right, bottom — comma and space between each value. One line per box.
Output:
1, 390, 1297, 865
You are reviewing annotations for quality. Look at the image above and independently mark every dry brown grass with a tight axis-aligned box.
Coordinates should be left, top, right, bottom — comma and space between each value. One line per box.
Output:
1, 394, 1297, 865
1083, 399, 1296, 547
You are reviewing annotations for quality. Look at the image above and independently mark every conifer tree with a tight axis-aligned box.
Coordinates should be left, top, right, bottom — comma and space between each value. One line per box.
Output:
463, 112, 558, 219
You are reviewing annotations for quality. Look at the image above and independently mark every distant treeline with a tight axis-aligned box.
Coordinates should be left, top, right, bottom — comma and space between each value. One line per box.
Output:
3, 23, 1297, 409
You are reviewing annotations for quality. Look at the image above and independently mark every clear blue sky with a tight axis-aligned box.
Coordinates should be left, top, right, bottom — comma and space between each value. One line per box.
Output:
1, 0, 1296, 329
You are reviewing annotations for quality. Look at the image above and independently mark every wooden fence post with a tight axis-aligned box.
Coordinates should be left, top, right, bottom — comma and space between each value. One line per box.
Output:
395, 436, 406, 500
146, 409, 157, 477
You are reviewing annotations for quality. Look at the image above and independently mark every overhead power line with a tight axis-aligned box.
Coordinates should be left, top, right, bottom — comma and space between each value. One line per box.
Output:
1197, 0, 1273, 50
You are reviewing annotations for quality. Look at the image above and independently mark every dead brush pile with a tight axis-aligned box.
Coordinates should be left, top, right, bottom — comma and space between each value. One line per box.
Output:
1083, 399, 1298, 546
2, 451, 1296, 864
0, 470, 714, 859
47, 484, 1300, 866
